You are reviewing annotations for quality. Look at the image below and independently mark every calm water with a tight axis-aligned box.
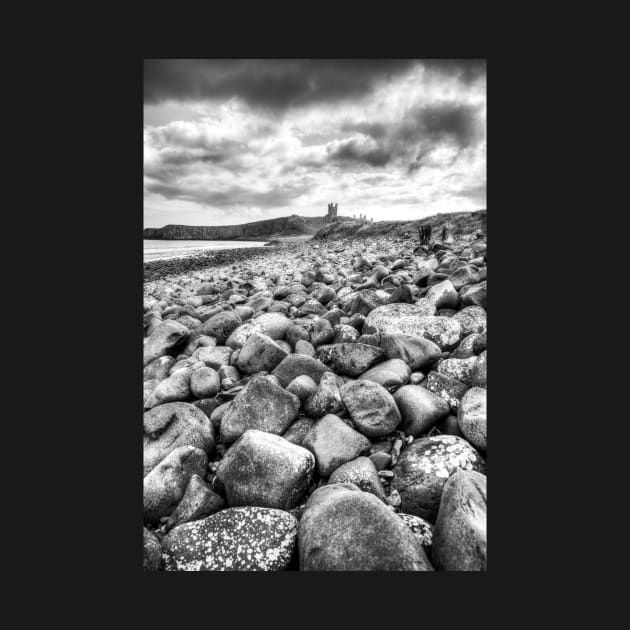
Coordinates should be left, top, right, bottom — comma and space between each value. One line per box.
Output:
144, 239, 267, 261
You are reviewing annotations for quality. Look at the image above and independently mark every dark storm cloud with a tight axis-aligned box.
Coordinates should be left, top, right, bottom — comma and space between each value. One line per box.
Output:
144, 59, 484, 109
328, 138, 392, 167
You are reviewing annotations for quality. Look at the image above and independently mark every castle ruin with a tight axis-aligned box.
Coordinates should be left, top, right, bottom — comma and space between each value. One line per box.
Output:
326, 203, 338, 223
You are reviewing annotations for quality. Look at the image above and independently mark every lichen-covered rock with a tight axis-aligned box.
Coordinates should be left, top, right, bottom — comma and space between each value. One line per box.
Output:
340, 380, 401, 438
457, 387, 487, 451
379, 332, 442, 371
393, 385, 450, 437
143, 446, 208, 526
144, 320, 189, 366
391, 435, 485, 521
271, 354, 332, 388
398, 513, 433, 548
363, 302, 437, 336
143, 527, 162, 570
326, 342, 386, 377
437, 356, 478, 385
219, 375, 300, 444
452, 306, 486, 337
162, 507, 298, 571
358, 358, 411, 391
432, 470, 487, 571
216, 430, 315, 510
143, 402, 215, 476
302, 414, 371, 477
298, 484, 433, 571
236, 332, 288, 375
424, 371, 469, 410
328, 456, 386, 501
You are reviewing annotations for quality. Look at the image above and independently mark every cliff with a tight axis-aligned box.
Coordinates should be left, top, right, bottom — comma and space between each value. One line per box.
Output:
143, 214, 327, 240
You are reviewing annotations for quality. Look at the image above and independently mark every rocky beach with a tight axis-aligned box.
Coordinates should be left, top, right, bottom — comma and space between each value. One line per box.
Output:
143, 211, 487, 571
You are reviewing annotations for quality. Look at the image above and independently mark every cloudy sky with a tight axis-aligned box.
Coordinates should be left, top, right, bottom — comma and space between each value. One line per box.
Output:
144, 60, 486, 228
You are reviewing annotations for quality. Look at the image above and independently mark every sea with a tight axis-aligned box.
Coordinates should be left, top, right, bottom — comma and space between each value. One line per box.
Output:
143, 239, 267, 262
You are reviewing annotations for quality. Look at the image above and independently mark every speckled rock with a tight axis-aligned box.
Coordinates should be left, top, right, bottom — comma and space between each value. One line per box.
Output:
424, 371, 469, 410
143, 402, 215, 476
216, 430, 315, 510
391, 435, 485, 521
304, 372, 344, 418
219, 375, 300, 444
432, 470, 487, 571
236, 332, 288, 375
326, 342, 386, 377
452, 306, 487, 337
333, 324, 360, 344
340, 380, 401, 438
437, 356, 478, 385
144, 527, 162, 570
298, 484, 433, 571
398, 513, 434, 548
201, 311, 242, 345
271, 354, 332, 388
144, 320, 189, 366
358, 358, 411, 391
379, 332, 442, 371
328, 456, 386, 501
163, 473, 225, 532
363, 302, 437, 336
302, 414, 371, 477
457, 387, 487, 451
449, 333, 483, 359
162, 507, 298, 571
393, 385, 451, 437
144, 446, 208, 526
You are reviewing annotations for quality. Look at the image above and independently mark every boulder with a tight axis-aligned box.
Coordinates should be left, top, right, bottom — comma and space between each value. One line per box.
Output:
379, 332, 442, 371
391, 435, 485, 521
286, 375, 318, 402
328, 456, 386, 501
326, 343, 386, 377
216, 430, 315, 510
236, 332, 288, 375
143, 527, 162, 570
201, 311, 242, 344
432, 470, 487, 571
457, 387, 487, 451
271, 354, 332, 388
143, 446, 208, 525
298, 484, 433, 571
393, 385, 450, 437
302, 414, 371, 477
340, 380, 401, 438
304, 372, 344, 418
143, 402, 215, 476
189, 367, 220, 398
219, 375, 300, 444
144, 320, 189, 366
358, 358, 411, 391
163, 473, 225, 532
162, 507, 298, 571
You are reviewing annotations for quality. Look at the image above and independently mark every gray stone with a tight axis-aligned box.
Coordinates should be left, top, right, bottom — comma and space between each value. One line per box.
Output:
236, 332, 288, 375
271, 354, 332, 388
143, 527, 162, 570
328, 456, 386, 501
379, 332, 442, 371
358, 358, 411, 391
457, 387, 487, 451
201, 311, 242, 344
216, 430, 315, 510
393, 385, 450, 437
340, 380, 401, 438
144, 320, 189, 366
189, 367, 220, 398
327, 342, 386, 377
304, 372, 344, 418
285, 375, 318, 402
